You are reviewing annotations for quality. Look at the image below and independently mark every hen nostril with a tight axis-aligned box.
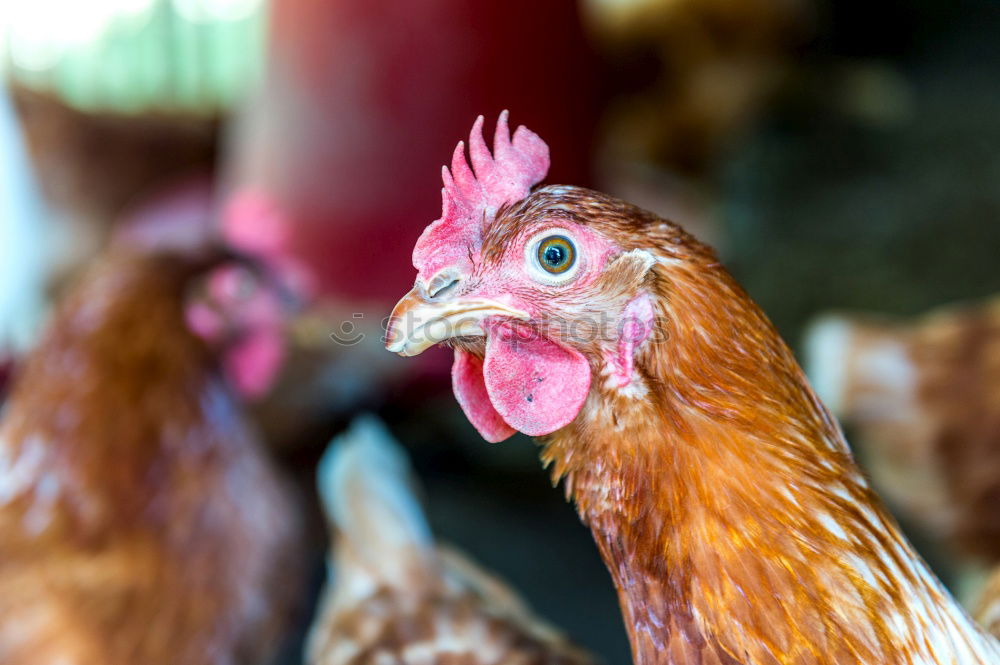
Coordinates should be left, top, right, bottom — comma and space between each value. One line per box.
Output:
426, 273, 461, 299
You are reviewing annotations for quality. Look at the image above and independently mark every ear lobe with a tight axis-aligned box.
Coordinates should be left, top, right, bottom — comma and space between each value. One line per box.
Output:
606, 293, 655, 389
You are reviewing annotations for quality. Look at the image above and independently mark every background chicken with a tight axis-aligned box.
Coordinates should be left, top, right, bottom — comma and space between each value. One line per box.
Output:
386, 114, 1000, 663
0, 248, 304, 664
803, 299, 1000, 607
307, 415, 595, 665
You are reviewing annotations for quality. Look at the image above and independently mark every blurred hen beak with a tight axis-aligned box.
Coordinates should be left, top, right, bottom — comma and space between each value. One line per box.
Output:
385, 286, 529, 357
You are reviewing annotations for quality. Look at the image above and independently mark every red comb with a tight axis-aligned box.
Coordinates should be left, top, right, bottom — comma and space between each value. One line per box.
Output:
412, 111, 550, 282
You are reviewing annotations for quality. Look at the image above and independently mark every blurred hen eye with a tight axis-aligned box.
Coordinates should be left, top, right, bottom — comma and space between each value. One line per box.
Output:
536, 235, 576, 275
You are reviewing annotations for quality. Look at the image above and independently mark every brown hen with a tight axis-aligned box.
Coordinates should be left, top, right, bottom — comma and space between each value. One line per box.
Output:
386, 114, 1000, 664
0, 250, 303, 664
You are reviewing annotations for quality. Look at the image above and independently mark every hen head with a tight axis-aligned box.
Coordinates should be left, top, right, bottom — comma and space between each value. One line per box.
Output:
185, 261, 293, 401
116, 185, 296, 402
387, 113, 714, 442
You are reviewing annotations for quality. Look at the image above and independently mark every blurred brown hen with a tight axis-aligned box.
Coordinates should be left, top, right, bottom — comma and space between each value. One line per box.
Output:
805, 299, 1000, 565
306, 416, 596, 665
0, 250, 303, 664
805, 298, 1000, 628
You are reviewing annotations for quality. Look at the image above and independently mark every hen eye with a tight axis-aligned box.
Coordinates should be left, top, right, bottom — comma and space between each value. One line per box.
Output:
536, 236, 576, 275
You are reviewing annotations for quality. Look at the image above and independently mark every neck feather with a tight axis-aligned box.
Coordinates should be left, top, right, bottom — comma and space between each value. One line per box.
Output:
541, 260, 999, 665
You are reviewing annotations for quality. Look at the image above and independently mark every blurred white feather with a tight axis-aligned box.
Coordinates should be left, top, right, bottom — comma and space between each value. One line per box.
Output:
0, 86, 46, 359
315, 413, 435, 592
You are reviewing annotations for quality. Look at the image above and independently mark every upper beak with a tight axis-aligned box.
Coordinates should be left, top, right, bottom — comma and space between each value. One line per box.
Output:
385, 286, 529, 356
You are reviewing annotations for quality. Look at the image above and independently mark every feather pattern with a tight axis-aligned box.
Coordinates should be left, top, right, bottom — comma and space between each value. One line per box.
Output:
306, 416, 596, 665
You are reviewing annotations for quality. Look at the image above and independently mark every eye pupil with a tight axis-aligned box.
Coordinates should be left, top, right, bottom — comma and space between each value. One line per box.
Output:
544, 246, 565, 266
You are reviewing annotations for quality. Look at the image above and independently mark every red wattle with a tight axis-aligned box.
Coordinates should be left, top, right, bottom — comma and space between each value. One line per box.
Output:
452, 348, 516, 443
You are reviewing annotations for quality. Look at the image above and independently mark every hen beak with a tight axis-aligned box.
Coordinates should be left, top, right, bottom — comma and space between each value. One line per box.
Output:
385, 287, 529, 357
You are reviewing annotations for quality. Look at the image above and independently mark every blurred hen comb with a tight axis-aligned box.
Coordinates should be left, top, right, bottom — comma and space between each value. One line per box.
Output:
412, 111, 550, 283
